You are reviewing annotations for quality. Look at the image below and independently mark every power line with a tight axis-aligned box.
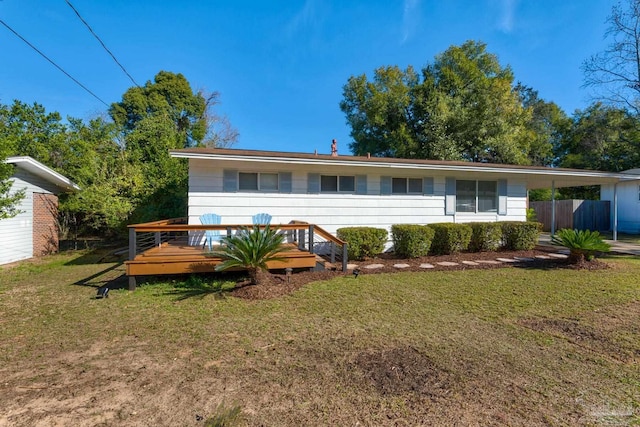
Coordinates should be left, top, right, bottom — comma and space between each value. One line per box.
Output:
0, 18, 109, 107
64, 0, 140, 88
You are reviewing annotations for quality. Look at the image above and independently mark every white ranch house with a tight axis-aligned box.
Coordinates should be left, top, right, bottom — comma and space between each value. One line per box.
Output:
170, 148, 639, 241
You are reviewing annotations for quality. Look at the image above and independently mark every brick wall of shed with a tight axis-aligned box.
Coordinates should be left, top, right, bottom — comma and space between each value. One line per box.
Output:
33, 193, 59, 256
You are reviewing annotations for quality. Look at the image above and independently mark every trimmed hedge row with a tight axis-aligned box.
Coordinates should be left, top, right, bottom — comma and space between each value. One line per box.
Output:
337, 221, 542, 260
391, 224, 435, 258
500, 221, 543, 250
428, 223, 472, 255
336, 227, 388, 261
469, 222, 503, 252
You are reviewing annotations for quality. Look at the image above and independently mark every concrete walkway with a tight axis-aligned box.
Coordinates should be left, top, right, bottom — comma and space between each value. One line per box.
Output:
538, 233, 640, 256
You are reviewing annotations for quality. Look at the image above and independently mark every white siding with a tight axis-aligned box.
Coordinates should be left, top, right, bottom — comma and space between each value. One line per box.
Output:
602, 182, 640, 233
0, 169, 56, 265
187, 159, 528, 245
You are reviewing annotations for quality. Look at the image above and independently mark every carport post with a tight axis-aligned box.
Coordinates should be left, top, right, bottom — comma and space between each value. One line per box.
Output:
613, 183, 618, 241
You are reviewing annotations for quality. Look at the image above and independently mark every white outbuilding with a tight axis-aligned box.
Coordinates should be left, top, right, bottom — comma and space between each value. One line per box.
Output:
1, 156, 79, 265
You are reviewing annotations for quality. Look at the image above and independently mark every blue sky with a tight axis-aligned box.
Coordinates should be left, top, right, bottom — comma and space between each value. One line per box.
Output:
1, 0, 614, 154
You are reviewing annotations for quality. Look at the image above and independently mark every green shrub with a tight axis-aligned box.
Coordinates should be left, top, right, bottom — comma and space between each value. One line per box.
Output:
391, 224, 435, 258
500, 221, 542, 250
428, 223, 472, 255
551, 228, 611, 263
526, 208, 538, 222
468, 222, 503, 252
212, 225, 287, 285
337, 227, 387, 260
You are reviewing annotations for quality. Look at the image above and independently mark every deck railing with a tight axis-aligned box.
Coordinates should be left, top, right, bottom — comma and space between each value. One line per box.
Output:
287, 220, 348, 270
127, 218, 349, 272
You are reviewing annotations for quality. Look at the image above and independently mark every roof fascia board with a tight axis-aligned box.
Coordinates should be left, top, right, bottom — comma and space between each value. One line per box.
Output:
170, 151, 626, 181
5, 156, 80, 192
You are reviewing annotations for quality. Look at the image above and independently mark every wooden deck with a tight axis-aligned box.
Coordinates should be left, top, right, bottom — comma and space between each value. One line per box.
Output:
126, 241, 318, 277
124, 219, 348, 290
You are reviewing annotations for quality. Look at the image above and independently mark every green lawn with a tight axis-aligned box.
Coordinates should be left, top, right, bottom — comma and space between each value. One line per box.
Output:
0, 251, 639, 426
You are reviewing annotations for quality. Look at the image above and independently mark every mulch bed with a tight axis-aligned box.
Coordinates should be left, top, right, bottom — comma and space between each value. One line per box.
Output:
231, 246, 611, 300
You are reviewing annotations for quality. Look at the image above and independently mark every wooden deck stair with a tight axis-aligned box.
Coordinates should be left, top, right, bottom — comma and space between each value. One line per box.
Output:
126, 242, 317, 277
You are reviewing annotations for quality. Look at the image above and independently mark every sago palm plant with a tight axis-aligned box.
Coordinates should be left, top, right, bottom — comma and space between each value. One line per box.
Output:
550, 228, 611, 263
213, 225, 288, 285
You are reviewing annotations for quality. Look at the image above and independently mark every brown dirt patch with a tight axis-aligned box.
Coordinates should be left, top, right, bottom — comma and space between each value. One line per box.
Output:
352, 346, 455, 398
231, 246, 611, 300
0, 338, 222, 427
519, 313, 640, 363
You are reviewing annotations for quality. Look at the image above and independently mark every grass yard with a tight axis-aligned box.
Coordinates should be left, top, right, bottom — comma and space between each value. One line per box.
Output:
0, 250, 639, 426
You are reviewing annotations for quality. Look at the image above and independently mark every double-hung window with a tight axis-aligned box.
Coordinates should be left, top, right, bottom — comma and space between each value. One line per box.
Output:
456, 180, 497, 213
238, 172, 279, 191
321, 175, 355, 192
392, 177, 423, 194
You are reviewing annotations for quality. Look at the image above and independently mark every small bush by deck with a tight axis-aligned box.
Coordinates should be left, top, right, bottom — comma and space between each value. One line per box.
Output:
337, 227, 387, 260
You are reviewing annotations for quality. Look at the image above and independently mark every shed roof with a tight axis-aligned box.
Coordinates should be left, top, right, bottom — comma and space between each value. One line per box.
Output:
171, 148, 639, 189
5, 156, 80, 192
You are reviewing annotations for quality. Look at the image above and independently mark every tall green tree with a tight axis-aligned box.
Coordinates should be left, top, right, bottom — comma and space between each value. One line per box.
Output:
0, 102, 24, 219
110, 71, 208, 148
110, 71, 237, 224
515, 84, 570, 166
2, 100, 69, 168
340, 65, 421, 158
559, 103, 640, 172
428, 41, 532, 164
341, 41, 544, 165
556, 102, 640, 199
60, 117, 141, 237
2, 72, 236, 234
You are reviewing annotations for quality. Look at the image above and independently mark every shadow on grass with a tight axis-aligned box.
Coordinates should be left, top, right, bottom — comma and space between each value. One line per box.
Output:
71, 262, 129, 290
64, 244, 128, 266
162, 272, 248, 301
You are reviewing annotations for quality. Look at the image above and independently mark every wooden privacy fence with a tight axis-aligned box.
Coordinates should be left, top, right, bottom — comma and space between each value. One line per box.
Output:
530, 200, 610, 232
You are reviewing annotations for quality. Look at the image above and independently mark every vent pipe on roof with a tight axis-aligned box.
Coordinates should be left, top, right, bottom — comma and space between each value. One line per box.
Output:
331, 139, 338, 157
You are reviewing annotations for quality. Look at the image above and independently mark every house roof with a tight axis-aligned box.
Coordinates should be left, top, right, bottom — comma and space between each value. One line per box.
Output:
5, 156, 80, 192
170, 147, 640, 189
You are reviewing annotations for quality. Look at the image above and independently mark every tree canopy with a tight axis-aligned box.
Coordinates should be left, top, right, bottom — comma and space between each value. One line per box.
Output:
110, 71, 207, 147
0, 103, 25, 219
0, 70, 237, 236
341, 41, 547, 165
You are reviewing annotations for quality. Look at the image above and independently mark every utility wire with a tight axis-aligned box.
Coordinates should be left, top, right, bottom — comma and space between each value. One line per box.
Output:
0, 18, 109, 107
65, 0, 140, 88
